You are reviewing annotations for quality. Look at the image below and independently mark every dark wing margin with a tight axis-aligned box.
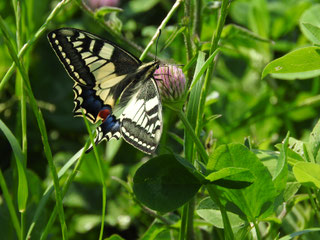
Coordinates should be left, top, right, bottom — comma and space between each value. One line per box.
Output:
119, 79, 162, 154
47, 28, 141, 86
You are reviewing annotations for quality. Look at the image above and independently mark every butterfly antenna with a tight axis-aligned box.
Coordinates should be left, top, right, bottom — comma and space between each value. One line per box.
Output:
154, 29, 161, 62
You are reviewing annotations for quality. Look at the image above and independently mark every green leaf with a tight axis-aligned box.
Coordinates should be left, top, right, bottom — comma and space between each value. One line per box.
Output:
133, 154, 202, 212
272, 133, 289, 194
105, 234, 126, 240
293, 162, 320, 188
262, 46, 320, 80
309, 118, 320, 162
275, 137, 305, 163
196, 197, 245, 228
0, 119, 28, 212
106, 12, 123, 34
207, 144, 276, 220
188, 49, 220, 93
302, 23, 320, 44
299, 4, 320, 45
140, 221, 166, 240
174, 154, 206, 183
278, 228, 320, 240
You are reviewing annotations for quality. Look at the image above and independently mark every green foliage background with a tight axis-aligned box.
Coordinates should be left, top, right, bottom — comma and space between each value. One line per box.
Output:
1, 0, 320, 239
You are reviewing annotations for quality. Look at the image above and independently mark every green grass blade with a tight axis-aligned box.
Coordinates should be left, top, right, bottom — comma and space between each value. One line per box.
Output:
188, 48, 220, 93
139, 0, 183, 61
0, 119, 28, 213
39, 142, 90, 240
82, 111, 106, 240
185, 51, 207, 163
0, 169, 21, 240
26, 147, 84, 240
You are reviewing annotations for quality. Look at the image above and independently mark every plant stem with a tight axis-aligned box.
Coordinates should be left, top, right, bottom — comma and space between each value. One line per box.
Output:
207, 185, 234, 240
253, 220, 262, 240
20, 213, 25, 240
183, 0, 194, 82
307, 188, 320, 224
14, 1, 27, 238
179, 205, 188, 240
177, 109, 208, 163
198, 0, 230, 120
139, 0, 183, 61
192, 0, 201, 37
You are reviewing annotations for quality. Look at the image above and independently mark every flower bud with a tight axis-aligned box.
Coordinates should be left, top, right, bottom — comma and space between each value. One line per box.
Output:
85, 0, 120, 9
154, 65, 186, 102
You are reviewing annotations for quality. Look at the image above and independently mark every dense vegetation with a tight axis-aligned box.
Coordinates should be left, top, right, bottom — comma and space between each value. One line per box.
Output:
1, 0, 320, 239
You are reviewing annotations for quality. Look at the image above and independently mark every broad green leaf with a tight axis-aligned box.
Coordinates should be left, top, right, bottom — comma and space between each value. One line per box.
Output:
293, 162, 320, 188
0, 119, 28, 212
279, 228, 320, 240
299, 4, 320, 45
174, 154, 206, 183
302, 23, 320, 44
254, 149, 300, 202
196, 197, 245, 228
133, 154, 202, 212
207, 144, 276, 221
262, 46, 320, 80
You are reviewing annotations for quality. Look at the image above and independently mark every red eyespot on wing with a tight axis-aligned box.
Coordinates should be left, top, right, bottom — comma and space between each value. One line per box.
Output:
98, 108, 111, 121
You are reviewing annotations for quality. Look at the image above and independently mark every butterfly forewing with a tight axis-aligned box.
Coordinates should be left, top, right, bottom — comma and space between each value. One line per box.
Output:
48, 28, 141, 122
119, 79, 162, 154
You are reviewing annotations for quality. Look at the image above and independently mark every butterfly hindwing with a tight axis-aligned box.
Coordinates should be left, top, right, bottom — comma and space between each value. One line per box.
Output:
119, 79, 162, 154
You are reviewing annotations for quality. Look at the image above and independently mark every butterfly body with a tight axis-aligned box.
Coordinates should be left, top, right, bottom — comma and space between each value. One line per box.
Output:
48, 28, 162, 154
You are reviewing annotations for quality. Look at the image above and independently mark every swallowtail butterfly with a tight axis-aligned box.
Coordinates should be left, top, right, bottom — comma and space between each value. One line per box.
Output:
48, 28, 162, 154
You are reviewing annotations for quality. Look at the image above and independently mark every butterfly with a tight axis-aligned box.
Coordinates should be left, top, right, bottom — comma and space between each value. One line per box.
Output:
47, 28, 162, 154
